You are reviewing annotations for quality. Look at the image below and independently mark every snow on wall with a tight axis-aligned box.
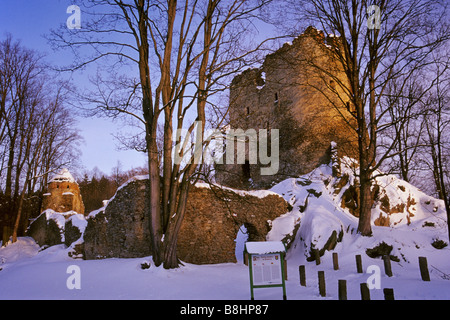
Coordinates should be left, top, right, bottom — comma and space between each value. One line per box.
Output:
49, 168, 76, 183
245, 241, 286, 254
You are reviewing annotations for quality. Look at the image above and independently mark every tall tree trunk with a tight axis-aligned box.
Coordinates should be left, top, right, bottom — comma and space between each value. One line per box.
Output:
162, 179, 191, 269
355, 93, 374, 236
438, 162, 450, 243
147, 130, 163, 266
435, 100, 450, 242
4, 141, 15, 199
11, 173, 29, 242
161, 0, 177, 232
358, 168, 373, 236
133, 0, 164, 267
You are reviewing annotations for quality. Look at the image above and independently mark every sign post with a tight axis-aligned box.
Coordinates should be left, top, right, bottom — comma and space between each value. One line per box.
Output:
245, 241, 287, 300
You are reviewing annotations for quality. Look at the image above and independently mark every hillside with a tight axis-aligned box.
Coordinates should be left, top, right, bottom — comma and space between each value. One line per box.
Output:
268, 157, 448, 264
0, 158, 449, 300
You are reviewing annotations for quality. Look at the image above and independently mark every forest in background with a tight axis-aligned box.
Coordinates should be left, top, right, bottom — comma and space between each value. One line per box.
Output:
76, 164, 149, 214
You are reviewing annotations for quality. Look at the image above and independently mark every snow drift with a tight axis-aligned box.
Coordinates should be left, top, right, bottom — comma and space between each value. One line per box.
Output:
267, 157, 448, 263
0, 157, 449, 300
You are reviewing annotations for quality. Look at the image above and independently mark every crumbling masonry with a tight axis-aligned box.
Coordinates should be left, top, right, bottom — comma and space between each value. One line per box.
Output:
215, 26, 358, 189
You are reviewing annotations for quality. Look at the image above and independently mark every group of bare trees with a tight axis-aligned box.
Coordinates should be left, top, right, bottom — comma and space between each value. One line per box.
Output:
266, 0, 450, 238
0, 0, 447, 264
44, 0, 450, 267
0, 35, 82, 243
419, 61, 450, 237
49, 0, 275, 268
383, 61, 449, 192
381, 56, 450, 240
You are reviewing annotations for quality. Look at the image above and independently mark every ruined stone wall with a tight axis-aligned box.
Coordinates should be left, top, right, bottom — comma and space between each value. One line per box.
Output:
177, 184, 288, 264
83, 178, 151, 259
215, 27, 358, 189
83, 178, 289, 264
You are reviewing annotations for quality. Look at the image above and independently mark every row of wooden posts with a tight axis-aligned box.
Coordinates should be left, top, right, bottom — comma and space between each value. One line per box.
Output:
297, 252, 432, 300
244, 250, 432, 298
312, 269, 395, 300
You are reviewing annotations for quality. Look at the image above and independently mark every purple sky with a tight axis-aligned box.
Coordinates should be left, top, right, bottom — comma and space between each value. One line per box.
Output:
1, 0, 279, 178
0, 0, 147, 176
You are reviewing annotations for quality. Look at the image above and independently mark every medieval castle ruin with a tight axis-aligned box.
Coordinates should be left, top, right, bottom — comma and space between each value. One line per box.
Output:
29, 172, 289, 264
27, 168, 85, 249
27, 27, 360, 264
215, 26, 357, 189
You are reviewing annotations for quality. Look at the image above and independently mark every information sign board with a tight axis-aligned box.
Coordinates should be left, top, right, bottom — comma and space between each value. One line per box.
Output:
245, 241, 287, 300
251, 253, 283, 286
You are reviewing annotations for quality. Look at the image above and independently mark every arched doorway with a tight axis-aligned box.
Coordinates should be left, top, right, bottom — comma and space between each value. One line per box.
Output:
234, 225, 248, 264
234, 222, 263, 263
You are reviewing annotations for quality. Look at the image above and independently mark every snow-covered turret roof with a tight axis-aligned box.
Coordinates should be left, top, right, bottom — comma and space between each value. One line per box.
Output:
245, 241, 286, 254
49, 168, 76, 183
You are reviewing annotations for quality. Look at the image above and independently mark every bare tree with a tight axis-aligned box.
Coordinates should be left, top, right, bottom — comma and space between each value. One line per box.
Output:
379, 69, 440, 183
269, 0, 449, 236
0, 36, 82, 244
421, 57, 450, 240
49, 0, 274, 268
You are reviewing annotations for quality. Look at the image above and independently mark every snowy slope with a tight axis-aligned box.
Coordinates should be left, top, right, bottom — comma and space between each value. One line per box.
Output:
0, 160, 449, 300
267, 160, 448, 265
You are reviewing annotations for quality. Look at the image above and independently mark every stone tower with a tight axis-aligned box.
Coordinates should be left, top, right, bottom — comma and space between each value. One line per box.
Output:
41, 168, 85, 215
215, 26, 358, 189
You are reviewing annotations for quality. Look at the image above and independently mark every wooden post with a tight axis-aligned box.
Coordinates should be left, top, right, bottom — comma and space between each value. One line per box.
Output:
355, 254, 363, 273
419, 256, 430, 281
338, 279, 347, 300
383, 255, 393, 277
383, 288, 395, 300
299, 265, 306, 287
318, 271, 326, 297
283, 257, 288, 280
360, 283, 370, 300
281, 256, 287, 301
333, 252, 339, 270
315, 249, 321, 265
243, 252, 248, 266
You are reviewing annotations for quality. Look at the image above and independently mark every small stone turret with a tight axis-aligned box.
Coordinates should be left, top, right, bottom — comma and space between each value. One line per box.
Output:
41, 168, 85, 215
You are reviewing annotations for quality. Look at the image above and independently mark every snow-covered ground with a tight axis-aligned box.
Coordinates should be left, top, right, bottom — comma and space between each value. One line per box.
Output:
0, 236, 448, 300
0, 162, 449, 300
